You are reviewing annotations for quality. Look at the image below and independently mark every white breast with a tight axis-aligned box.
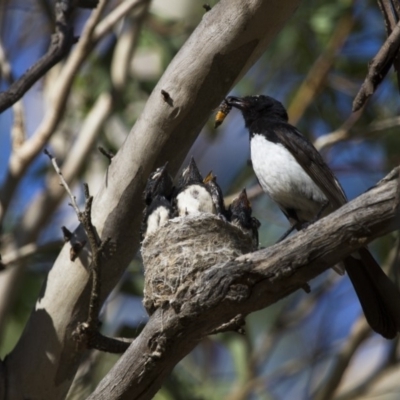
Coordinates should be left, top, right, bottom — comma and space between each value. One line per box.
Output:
176, 185, 215, 216
250, 134, 327, 221
146, 206, 170, 236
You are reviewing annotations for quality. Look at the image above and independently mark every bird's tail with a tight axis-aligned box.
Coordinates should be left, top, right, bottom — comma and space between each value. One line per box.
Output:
344, 248, 400, 339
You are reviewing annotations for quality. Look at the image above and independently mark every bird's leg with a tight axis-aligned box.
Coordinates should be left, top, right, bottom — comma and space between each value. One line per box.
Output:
299, 200, 330, 230
315, 200, 329, 220
276, 224, 297, 243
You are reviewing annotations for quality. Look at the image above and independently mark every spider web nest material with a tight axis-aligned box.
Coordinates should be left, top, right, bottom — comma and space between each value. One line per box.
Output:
141, 213, 254, 315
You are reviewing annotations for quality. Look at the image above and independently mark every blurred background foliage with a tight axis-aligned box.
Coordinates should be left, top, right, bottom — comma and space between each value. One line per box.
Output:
1, 0, 400, 399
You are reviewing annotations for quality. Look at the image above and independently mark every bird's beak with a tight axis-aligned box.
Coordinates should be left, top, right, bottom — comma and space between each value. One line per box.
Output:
225, 96, 248, 110
150, 162, 169, 189
182, 157, 203, 184
159, 162, 169, 179
238, 188, 251, 208
154, 162, 168, 180
160, 162, 169, 175
203, 171, 214, 184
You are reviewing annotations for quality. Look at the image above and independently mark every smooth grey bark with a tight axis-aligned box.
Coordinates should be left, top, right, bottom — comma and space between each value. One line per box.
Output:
3, 0, 301, 399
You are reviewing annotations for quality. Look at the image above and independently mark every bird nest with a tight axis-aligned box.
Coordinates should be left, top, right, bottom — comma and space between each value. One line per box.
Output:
141, 213, 254, 315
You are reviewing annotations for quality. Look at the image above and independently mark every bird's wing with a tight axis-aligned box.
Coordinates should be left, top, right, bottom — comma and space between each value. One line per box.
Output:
272, 122, 347, 209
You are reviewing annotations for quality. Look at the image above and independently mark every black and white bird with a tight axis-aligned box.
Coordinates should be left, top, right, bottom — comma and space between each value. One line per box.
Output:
141, 196, 174, 239
141, 163, 174, 240
143, 162, 174, 206
229, 188, 260, 250
175, 157, 215, 216
203, 171, 228, 220
225, 94, 400, 339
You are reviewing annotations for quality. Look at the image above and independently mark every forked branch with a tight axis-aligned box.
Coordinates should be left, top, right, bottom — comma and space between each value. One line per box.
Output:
44, 149, 132, 353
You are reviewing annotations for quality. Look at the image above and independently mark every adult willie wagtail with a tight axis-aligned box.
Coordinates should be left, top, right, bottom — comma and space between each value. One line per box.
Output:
224, 94, 400, 339
175, 157, 215, 216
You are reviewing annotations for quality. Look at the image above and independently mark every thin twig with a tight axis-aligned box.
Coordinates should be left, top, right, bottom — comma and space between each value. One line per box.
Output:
333, 356, 397, 400
314, 113, 400, 151
93, 0, 149, 42
314, 108, 363, 151
43, 149, 81, 215
0, 40, 26, 147
0, 0, 109, 227
313, 318, 371, 400
313, 235, 400, 400
353, 18, 400, 111
377, 0, 400, 94
392, 0, 400, 18
0, 240, 62, 266
110, 0, 150, 90
0, 0, 75, 113
377, 0, 397, 36
44, 149, 133, 353
82, 183, 104, 326
288, 11, 355, 125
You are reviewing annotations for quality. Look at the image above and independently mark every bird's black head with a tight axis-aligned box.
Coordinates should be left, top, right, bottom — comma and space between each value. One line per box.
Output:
229, 189, 252, 219
178, 157, 203, 188
143, 162, 174, 205
225, 95, 288, 127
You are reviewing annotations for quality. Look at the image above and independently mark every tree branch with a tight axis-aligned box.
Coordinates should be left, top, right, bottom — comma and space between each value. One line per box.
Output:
353, 18, 400, 111
0, 0, 75, 113
288, 11, 355, 125
0, 0, 109, 227
44, 150, 132, 353
312, 236, 400, 400
377, 0, 397, 36
93, 0, 148, 42
313, 318, 371, 400
313, 112, 400, 151
376, 0, 400, 92
0, 240, 62, 267
0, 40, 26, 148
88, 167, 400, 400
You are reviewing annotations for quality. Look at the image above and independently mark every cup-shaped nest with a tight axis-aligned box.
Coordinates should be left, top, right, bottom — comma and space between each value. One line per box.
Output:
141, 214, 254, 315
